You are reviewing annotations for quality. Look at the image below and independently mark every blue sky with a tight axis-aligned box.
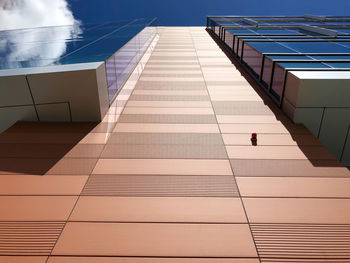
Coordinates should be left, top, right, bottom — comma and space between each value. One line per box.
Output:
69, 0, 350, 25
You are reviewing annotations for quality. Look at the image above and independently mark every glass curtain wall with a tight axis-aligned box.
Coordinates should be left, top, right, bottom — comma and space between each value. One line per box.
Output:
207, 15, 350, 104
0, 18, 158, 103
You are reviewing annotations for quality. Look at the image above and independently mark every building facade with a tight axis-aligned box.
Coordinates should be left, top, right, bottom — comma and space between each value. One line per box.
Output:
0, 18, 157, 131
207, 15, 350, 166
0, 19, 350, 262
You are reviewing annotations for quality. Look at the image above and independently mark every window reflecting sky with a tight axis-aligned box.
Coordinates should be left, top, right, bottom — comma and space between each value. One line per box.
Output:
0, 18, 155, 70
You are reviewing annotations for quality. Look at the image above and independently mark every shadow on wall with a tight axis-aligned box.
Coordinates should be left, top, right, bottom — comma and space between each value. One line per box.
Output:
0, 122, 105, 175
206, 28, 346, 168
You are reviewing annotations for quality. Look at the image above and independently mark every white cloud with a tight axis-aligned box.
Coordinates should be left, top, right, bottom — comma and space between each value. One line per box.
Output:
0, 0, 78, 30
0, 0, 81, 68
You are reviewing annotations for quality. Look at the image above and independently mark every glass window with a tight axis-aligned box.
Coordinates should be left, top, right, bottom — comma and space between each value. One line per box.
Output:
336, 29, 350, 35
267, 55, 314, 60
237, 39, 244, 57
277, 62, 331, 69
105, 56, 117, 88
247, 41, 296, 53
228, 29, 256, 35
243, 43, 263, 78
271, 64, 285, 101
327, 62, 350, 68
254, 29, 302, 35
224, 31, 234, 49
262, 57, 273, 88
62, 36, 130, 60
338, 42, 350, 49
280, 41, 350, 53
311, 55, 350, 60
57, 55, 110, 64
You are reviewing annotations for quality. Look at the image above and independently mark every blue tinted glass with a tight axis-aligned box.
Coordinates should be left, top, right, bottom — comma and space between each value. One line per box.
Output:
228, 29, 256, 35
338, 42, 350, 49
106, 25, 146, 38
281, 41, 350, 53
254, 29, 301, 35
267, 55, 313, 60
0, 41, 87, 61
337, 29, 350, 35
0, 59, 56, 70
247, 42, 296, 53
217, 22, 237, 26
0, 18, 154, 70
0, 26, 81, 43
240, 37, 318, 41
327, 62, 350, 68
300, 22, 323, 25
278, 62, 331, 68
311, 55, 350, 60
57, 55, 109, 64
326, 22, 350, 25
62, 36, 129, 59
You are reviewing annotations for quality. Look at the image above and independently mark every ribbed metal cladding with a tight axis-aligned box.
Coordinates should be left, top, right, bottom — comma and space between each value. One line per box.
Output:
135, 80, 206, 90
230, 159, 350, 177
0, 222, 65, 255
141, 73, 203, 77
100, 144, 227, 159
82, 175, 239, 197
212, 101, 275, 115
129, 95, 209, 101
118, 114, 217, 124
108, 133, 224, 145
251, 224, 350, 259
149, 56, 198, 60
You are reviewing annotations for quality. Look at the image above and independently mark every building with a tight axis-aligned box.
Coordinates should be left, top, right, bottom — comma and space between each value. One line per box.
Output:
0, 18, 350, 262
207, 15, 350, 166
0, 18, 157, 131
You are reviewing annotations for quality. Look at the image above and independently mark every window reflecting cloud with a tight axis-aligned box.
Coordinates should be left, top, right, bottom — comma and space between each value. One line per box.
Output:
0, 0, 81, 69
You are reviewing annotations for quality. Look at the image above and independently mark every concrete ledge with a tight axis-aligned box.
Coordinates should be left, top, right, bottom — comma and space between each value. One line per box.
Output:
283, 71, 350, 166
0, 62, 109, 124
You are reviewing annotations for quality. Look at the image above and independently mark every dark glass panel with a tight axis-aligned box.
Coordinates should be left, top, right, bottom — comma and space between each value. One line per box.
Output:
242, 43, 263, 78
224, 30, 234, 49
234, 37, 239, 54
270, 64, 285, 101
237, 39, 243, 58
262, 57, 273, 88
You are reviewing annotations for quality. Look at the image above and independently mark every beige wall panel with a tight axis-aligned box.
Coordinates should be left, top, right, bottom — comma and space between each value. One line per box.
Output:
319, 108, 350, 160
281, 97, 296, 120
342, 132, 350, 166
283, 72, 300, 107
28, 68, 103, 121
36, 103, 71, 122
289, 71, 350, 107
293, 107, 323, 136
0, 75, 33, 107
0, 105, 37, 133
